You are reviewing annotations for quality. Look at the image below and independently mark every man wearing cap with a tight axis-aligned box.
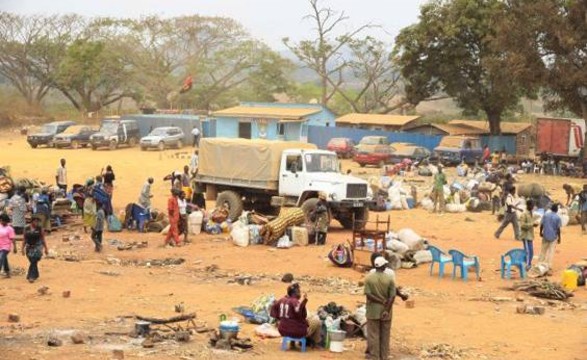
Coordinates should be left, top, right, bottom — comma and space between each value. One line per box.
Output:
364, 256, 396, 360
432, 164, 446, 213
270, 283, 322, 349
313, 192, 329, 245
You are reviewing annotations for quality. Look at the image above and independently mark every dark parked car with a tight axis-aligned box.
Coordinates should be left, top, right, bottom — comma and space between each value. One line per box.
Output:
389, 143, 431, 164
27, 121, 76, 148
353, 145, 395, 168
53, 125, 98, 149
433, 136, 483, 165
90, 119, 140, 150
327, 137, 356, 158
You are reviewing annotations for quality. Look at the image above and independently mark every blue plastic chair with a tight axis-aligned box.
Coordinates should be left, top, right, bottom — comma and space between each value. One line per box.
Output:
501, 249, 527, 279
281, 336, 306, 352
448, 249, 480, 281
428, 245, 453, 278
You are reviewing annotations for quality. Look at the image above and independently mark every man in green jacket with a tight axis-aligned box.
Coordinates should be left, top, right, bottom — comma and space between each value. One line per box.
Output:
364, 257, 396, 360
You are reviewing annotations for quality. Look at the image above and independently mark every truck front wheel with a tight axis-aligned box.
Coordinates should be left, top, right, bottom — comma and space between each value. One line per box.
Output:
216, 190, 244, 222
338, 207, 369, 230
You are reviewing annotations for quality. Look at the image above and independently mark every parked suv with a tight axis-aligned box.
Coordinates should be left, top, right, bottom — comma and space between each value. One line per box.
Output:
433, 136, 483, 165
27, 120, 76, 148
353, 145, 395, 168
327, 137, 356, 158
53, 125, 98, 149
140, 126, 185, 151
90, 119, 140, 150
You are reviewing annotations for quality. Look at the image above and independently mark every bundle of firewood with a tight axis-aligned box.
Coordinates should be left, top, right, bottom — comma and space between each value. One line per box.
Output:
260, 207, 305, 245
512, 279, 573, 300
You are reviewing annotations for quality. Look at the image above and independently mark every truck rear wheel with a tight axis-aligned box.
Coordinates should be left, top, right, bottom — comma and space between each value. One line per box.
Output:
301, 198, 331, 225
338, 207, 369, 230
216, 190, 243, 222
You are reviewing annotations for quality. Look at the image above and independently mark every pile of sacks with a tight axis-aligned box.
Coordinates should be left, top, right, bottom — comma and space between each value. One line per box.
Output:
230, 211, 272, 247
368, 176, 417, 212
383, 228, 432, 269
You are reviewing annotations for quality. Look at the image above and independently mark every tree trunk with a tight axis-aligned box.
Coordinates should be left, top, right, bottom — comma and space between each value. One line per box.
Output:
487, 110, 502, 135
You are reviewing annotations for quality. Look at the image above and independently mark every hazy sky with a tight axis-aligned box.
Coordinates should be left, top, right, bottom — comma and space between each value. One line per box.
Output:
1, 0, 429, 49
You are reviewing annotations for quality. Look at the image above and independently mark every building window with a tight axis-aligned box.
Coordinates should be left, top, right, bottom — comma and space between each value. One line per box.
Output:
278, 123, 285, 136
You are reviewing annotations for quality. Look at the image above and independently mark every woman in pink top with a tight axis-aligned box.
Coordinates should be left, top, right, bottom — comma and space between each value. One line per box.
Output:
0, 213, 16, 278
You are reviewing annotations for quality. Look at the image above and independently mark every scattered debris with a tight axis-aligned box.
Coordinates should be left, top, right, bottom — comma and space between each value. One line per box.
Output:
47, 337, 63, 347
116, 241, 148, 251
209, 330, 253, 351
8, 313, 20, 323
96, 270, 121, 277
62, 290, 71, 298
516, 305, 546, 315
420, 343, 468, 359
281, 273, 294, 283
37, 286, 50, 296
112, 349, 124, 360
175, 303, 185, 313
405, 299, 415, 309
71, 331, 86, 344
512, 280, 573, 300
469, 295, 514, 303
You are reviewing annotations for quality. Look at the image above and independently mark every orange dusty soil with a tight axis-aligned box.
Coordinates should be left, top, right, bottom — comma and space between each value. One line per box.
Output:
0, 132, 585, 360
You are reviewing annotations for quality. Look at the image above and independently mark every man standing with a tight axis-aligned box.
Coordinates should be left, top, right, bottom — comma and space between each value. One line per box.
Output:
432, 164, 446, 214
165, 189, 181, 247
313, 192, 329, 245
138, 177, 154, 209
191, 126, 200, 147
481, 145, 490, 164
495, 186, 521, 240
55, 158, 67, 193
578, 185, 587, 234
8, 186, 27, 247
538, 204, 562, 270
364, 257, 396, 360
189, 149, 199, 176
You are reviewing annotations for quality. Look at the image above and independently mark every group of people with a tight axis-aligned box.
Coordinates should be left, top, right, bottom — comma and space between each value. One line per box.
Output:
270, 253, 406, 360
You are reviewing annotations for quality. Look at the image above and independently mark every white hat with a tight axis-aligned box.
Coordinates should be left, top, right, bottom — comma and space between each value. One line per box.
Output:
374, 256, 388, 268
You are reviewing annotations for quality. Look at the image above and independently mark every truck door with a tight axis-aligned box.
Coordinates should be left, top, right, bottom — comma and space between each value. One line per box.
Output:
279, 154, 305, 196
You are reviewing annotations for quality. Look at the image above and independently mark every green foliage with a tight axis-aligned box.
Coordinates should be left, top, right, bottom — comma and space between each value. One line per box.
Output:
394, 0, 539, 134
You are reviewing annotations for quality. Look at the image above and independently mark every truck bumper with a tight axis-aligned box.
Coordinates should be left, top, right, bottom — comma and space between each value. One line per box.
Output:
329, 199, 374, 209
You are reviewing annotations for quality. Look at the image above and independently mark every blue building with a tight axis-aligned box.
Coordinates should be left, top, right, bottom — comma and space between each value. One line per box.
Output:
211, 102, 335, 141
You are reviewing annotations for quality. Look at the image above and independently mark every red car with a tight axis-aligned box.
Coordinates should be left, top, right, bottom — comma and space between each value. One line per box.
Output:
327, 137, 356, 158
353, 145, 395, 167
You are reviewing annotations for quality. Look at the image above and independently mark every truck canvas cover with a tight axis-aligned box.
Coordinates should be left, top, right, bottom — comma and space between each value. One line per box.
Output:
197, 138, 317, 190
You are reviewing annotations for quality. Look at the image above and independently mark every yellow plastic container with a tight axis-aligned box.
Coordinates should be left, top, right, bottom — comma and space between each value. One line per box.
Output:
561, 269, 579, 291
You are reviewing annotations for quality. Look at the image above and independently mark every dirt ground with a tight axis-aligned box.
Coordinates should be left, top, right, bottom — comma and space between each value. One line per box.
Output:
0, 131, 585, 360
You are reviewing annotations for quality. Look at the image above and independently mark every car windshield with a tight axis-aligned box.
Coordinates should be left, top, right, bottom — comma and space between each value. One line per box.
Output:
62, 126, 83, 134
100, 122, 119, 134
305, 153, 339, 173
41, 125, 57, 133
149, 128, 169, 136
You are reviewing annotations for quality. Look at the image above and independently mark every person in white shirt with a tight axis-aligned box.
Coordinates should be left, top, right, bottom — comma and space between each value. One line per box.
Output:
191, 126, 200, 147
55, 158, 67, 192
494, 186, 521, 240
178, 191, 189, 242
189, 150, 199, 175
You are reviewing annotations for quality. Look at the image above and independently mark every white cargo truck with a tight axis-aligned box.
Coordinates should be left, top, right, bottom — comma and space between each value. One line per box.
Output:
195, 138, 372, 228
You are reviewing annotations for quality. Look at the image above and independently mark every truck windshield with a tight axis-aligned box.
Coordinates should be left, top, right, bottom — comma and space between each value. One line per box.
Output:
100, 122, 119, 134
305, 153, 339, 173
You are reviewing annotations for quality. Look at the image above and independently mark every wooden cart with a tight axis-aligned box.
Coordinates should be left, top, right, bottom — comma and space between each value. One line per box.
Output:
350, 214, 390, 271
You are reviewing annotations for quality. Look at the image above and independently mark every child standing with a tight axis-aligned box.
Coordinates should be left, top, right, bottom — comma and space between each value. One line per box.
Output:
519, 200, 538, 269
93, 202, 105, 252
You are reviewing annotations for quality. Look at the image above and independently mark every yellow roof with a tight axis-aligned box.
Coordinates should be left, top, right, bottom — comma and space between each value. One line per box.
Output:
448, 120, 532, 134
213, 106, 321, 120
336, 113, 420, 127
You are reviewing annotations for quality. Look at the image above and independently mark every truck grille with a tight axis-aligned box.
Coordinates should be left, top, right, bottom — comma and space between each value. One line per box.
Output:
346, 184, 367, 198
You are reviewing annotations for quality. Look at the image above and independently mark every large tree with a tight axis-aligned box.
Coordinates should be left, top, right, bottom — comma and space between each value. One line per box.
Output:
283, 0, 369, 107
505, 0, 587, 121
394, 0, 538, 134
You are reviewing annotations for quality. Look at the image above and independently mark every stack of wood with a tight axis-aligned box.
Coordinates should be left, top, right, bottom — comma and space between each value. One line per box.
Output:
260, 207, 305, 245
512, 279, 574, 300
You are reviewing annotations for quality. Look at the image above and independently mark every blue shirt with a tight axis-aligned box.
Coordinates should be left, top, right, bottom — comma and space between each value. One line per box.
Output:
541, 211, 561, 242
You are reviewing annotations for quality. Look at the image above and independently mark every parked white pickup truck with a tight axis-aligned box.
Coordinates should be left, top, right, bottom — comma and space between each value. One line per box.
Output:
195, 138, 372, 228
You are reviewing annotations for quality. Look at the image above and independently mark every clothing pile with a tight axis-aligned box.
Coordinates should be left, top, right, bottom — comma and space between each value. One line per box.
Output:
204, 207, 232, 235
368, 176, 416, 212
229, 211, 270, 247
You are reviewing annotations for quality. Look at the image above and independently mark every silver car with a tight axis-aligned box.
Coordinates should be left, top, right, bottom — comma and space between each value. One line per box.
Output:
140, 126, 185, 151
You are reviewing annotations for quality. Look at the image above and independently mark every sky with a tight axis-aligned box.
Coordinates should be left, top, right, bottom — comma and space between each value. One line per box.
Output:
1, 0, 429, 49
